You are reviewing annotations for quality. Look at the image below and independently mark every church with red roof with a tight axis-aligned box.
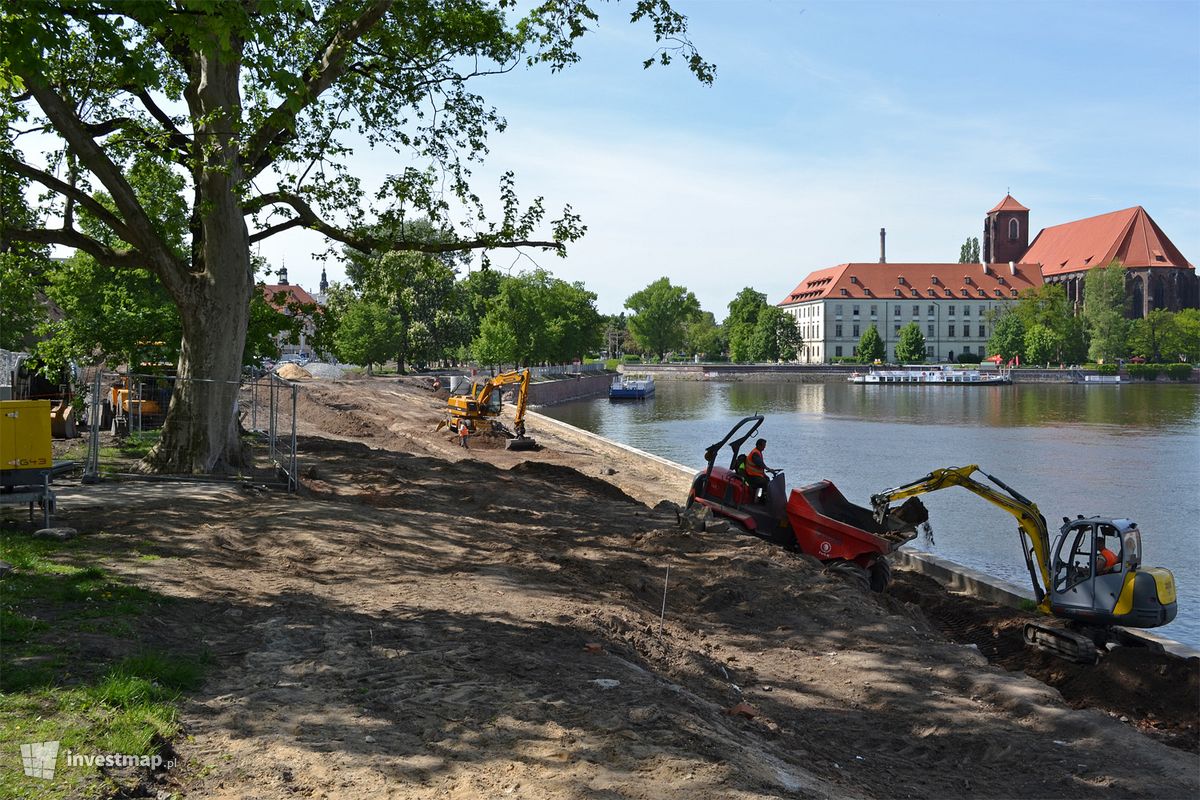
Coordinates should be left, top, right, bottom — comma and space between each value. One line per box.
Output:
778, 195, 1196, 364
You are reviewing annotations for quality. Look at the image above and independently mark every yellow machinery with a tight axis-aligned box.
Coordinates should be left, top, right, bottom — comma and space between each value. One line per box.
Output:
872, 465, 1177, 663
1, 399, 74, 527
436, 369, 537, 450
1, 400, 52, 483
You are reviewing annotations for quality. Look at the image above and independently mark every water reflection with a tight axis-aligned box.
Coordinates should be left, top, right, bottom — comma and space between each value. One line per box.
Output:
544, 381, 1200, 647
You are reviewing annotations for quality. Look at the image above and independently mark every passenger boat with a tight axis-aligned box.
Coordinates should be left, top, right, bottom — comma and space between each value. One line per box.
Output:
609, 374, 655, 400
848, 364, 1010, 385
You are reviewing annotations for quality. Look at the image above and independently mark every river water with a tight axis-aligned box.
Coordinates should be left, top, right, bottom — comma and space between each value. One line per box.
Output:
541, 381, 1200, 648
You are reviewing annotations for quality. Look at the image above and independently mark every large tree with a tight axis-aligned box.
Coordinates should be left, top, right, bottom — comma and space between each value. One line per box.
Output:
1083, 264, 1128, 363
894, 321, 925, 363
2, 0, 710, 472
624, 277, 700, 360
748, 306, 801, 362
1010, 283, 1087, 364
856, 324, 884, 363
724, 286, 766, 363
988, 311, 1025, 363
958, 236, 980, 264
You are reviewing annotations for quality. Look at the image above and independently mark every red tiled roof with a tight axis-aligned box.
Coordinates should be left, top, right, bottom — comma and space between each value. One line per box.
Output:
260, 283, 317, 311
989, 194, 1029, 213
1022, 206, 1192, 277
778, 263, 1043, 306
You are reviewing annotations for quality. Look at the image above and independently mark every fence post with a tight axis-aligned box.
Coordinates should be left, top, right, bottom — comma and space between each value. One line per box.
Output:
268, 376, 277, 461
251, 376, 258, 432
84, 368, 102, 483
290, 383, 298, 492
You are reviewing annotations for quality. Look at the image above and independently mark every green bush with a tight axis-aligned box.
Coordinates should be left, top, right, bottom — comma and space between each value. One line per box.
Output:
1165, 363, 1194, 381
1096, 363, 1118, 375
957, 351, 983, 364
1126, 363, 1160, 380
603, 358, 618, 370
622, 354, 642, 363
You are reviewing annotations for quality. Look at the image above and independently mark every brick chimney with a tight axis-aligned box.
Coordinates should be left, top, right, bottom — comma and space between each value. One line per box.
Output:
879, 228, 886, 264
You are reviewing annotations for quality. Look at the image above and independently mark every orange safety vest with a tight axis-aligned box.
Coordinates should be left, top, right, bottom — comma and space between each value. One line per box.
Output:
458, 421, 470, 436
1097, 547, 1118, 573
745, 447, 765, 478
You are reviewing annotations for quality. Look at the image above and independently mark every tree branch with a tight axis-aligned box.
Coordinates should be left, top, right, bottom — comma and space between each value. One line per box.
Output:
246, 191, 565, 254
1, 153, 133, 241
25, 77, 188, 293
241, 0, 393, 178
1, 227, 146, 269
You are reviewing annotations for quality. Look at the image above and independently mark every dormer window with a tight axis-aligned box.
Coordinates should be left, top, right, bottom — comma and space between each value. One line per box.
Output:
1008, 218, 1019, 239
930, 275, 939, 285
840, 288, 849, 296
894, 289, 902, 297
994, 289, 1003, 297
898, 276, 906, 285
964, 276, 973, 285
850, 275, 859, 284
961, 289, 969, 297
911, 288, 919, 297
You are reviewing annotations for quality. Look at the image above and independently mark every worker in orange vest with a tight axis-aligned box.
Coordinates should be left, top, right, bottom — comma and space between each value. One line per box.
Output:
1096, 536, 1119, 575
457, 419, 471, 449
745, 438, 770, 503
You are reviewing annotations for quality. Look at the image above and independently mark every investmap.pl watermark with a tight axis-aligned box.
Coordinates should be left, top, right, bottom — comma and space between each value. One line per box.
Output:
20, 740, 177, 780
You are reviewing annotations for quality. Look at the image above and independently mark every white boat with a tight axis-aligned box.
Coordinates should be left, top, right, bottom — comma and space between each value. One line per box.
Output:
609, 374, 655, 399
848, 365, 1010, 385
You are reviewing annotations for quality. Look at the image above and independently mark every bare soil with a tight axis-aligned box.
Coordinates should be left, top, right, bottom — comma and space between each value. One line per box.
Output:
40, 376, 1200, 798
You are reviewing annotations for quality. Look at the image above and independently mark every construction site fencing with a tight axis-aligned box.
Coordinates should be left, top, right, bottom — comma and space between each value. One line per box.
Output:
77, 369, 299, 491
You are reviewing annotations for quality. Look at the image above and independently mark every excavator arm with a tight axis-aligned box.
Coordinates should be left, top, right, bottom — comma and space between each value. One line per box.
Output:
871, 465, 1054, 614
475, 369, 530, 436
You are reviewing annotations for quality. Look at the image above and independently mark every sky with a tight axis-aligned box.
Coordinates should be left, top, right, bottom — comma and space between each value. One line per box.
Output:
260, 0, 1200, 319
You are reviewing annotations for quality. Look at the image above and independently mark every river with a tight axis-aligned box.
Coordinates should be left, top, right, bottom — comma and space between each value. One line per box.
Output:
541, 380, 1200, 648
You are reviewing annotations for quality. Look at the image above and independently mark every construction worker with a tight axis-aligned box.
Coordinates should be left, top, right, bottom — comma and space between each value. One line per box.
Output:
1096, 536, 1119, 574
457, 419, 470, 449
745, 438, 770, 502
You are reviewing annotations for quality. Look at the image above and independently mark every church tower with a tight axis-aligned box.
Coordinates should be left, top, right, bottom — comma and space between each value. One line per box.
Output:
983, 194, 1030, 265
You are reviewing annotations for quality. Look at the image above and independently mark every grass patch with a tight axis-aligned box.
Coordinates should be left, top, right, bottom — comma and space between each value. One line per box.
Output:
0, 528, 204, 798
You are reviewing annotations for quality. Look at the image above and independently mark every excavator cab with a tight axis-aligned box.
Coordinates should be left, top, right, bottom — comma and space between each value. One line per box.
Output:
1049, 517, 1175, 629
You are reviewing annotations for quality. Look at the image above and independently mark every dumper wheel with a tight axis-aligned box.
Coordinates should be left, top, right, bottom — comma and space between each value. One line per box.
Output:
825, 559, 869, 592
868, 557, 892, 593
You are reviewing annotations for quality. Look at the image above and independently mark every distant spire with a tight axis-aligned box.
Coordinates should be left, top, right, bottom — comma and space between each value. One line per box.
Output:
319, 268, 328, 293
277, 259, 289, 285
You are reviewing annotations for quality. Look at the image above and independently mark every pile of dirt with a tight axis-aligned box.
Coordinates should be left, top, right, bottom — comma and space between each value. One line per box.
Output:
276, 362, 312, 380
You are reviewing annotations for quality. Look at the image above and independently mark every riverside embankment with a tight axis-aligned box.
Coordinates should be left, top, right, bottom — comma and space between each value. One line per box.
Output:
620, 362, 1199, 383
10, 374, 1196, 799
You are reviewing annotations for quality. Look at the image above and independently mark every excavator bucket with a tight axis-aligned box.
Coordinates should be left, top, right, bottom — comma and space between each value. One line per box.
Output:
505, 436, 538, 451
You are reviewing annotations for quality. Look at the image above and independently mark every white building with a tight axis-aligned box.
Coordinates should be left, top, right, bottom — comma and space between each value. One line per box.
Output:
778, 262, 1043, 363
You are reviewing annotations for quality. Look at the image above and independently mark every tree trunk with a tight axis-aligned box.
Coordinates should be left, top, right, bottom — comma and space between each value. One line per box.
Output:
144, 39, 252, 473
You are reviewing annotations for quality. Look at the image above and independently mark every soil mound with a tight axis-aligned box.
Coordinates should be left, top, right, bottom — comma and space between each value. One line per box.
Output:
508, 460, 642, 505
276, 363, 312, 380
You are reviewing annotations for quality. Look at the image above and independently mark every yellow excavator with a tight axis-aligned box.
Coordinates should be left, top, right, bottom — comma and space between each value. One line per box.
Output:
435, 369, 538, 451
871, 465, 1177, 663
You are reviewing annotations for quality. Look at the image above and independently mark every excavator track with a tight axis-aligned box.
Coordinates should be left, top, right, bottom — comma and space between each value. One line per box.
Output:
1022, 622, 1099, 664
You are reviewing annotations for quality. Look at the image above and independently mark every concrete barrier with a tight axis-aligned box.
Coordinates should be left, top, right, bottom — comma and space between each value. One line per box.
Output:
526, 373, 611, 406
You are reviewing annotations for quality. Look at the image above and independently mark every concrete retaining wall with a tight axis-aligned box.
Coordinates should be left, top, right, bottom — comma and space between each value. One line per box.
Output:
526, 373, 611, 406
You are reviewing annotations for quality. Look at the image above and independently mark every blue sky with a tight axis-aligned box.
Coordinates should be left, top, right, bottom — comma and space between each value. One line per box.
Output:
269, 0, 1200, 319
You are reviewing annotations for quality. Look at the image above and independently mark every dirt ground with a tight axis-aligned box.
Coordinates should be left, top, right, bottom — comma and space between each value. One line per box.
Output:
39, 376, 1200, 798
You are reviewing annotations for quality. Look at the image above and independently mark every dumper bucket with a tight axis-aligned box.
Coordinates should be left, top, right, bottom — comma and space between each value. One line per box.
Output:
505, 436, 539, 451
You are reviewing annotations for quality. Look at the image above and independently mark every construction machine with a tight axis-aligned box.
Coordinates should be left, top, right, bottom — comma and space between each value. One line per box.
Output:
871, 465, 1177, 663
687, 415, 928, 591
436, 369, 538, 451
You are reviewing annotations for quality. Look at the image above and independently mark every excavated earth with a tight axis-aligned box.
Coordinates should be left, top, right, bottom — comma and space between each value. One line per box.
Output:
41, 376, 1200, 798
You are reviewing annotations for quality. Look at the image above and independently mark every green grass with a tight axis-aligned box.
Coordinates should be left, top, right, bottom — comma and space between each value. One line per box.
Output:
0, 528, 204, 798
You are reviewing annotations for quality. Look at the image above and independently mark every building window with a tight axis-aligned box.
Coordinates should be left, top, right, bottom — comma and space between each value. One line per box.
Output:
926, 345, 934, 356
841, 288, 849, 296
963, 306, 971, 316
912, 305, 919, 316
948, 305, 955, 315
894, 324, 901, 335
870, 305, 878, 316
853, 324, 860, 337
893, 306, 901, 316
927, 305, 935, 315
978, 325, 985, 338
835, 324, 843, 338
948, 324, 956, 338
835, 304, 843, 315
1009, 218, 1019, 239
852, 305, 860, 315
894, 289, 902, 297
836, 345, 843, 357
927, 324, 934, 337
979, 305, 986, 316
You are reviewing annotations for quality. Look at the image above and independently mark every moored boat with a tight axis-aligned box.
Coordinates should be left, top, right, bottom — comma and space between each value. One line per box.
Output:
848, 364, 1010, 385
609, 374, 655, 399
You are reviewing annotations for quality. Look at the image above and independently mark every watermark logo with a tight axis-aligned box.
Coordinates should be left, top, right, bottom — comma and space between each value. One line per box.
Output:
20, 741, 59, 779
19, 741, 176, 780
